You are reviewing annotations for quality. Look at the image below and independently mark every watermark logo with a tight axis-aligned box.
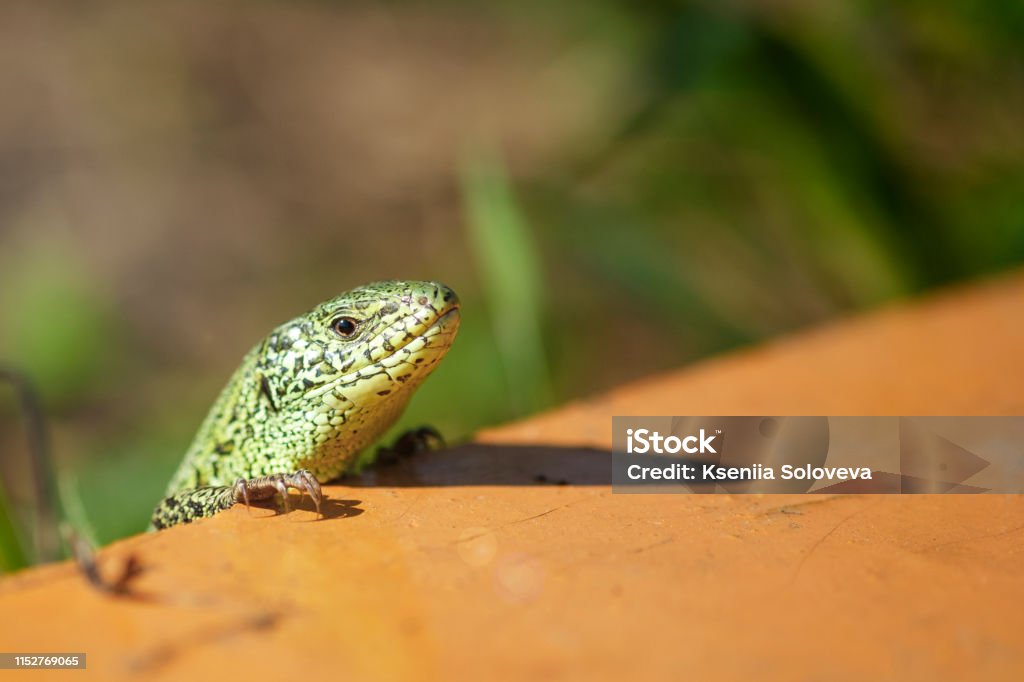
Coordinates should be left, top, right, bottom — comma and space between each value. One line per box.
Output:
612, 416, 1024, 494
626, 428, 719, 454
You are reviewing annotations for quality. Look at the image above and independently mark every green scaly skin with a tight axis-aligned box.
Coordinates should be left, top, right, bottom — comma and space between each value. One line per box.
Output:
150, 280, 460, 530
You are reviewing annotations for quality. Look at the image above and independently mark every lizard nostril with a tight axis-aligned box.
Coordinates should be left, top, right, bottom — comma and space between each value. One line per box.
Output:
417, 296, 428, 306
439, 286, 459, 306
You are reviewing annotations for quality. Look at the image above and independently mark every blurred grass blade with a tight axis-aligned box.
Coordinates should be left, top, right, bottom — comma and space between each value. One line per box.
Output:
58, 470, 99, 550
0, 480, 29, 572
461, 148, 551, 414
0, 368, 61, 564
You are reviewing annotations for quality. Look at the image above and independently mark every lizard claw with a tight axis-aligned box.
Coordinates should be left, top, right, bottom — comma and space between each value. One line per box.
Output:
231, 470, 323, 518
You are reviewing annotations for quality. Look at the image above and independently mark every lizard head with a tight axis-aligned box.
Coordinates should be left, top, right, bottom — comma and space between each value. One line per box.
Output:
257, 280, 460, 416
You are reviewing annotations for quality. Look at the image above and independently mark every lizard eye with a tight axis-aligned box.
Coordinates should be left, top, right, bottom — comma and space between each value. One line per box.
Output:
331, 317, 360, 338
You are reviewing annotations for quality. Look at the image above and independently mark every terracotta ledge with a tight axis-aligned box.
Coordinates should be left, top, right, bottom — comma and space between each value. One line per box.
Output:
2, 271, 1023, 681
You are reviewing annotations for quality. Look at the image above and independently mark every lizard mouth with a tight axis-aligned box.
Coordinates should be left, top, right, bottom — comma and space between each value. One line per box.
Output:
383, 304, 460, 368
400, 305, 460, 356
424, 305, 460, 335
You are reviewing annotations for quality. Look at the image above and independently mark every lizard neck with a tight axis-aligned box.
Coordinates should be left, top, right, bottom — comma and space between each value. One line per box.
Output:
166, 344, 263, 494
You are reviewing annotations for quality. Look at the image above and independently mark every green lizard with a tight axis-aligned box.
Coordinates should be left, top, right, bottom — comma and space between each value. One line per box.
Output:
150, 280, 460, 529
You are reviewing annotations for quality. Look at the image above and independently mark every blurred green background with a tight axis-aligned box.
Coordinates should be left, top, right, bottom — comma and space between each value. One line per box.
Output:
1, 0, 1022, 566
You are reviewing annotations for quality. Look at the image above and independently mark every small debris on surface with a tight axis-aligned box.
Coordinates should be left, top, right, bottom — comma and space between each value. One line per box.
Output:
64, 524, 142, 596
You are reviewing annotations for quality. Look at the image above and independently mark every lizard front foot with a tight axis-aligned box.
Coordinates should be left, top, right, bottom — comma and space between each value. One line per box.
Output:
377, 425, 445, 464
150, 471, 324, 530
232, 470, 324, 518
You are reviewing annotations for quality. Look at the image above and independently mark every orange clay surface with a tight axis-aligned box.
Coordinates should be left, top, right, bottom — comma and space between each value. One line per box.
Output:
2, 272, 1023, 681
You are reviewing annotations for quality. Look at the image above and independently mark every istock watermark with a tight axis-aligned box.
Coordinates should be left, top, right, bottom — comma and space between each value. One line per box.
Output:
611, 416, 1024, 494
625, 427, 718, 454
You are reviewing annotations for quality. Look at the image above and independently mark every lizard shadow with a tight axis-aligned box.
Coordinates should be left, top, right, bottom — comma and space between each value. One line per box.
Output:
246, 495, 364, 521
344, 443, 613, 488
318, 497, 365, 520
